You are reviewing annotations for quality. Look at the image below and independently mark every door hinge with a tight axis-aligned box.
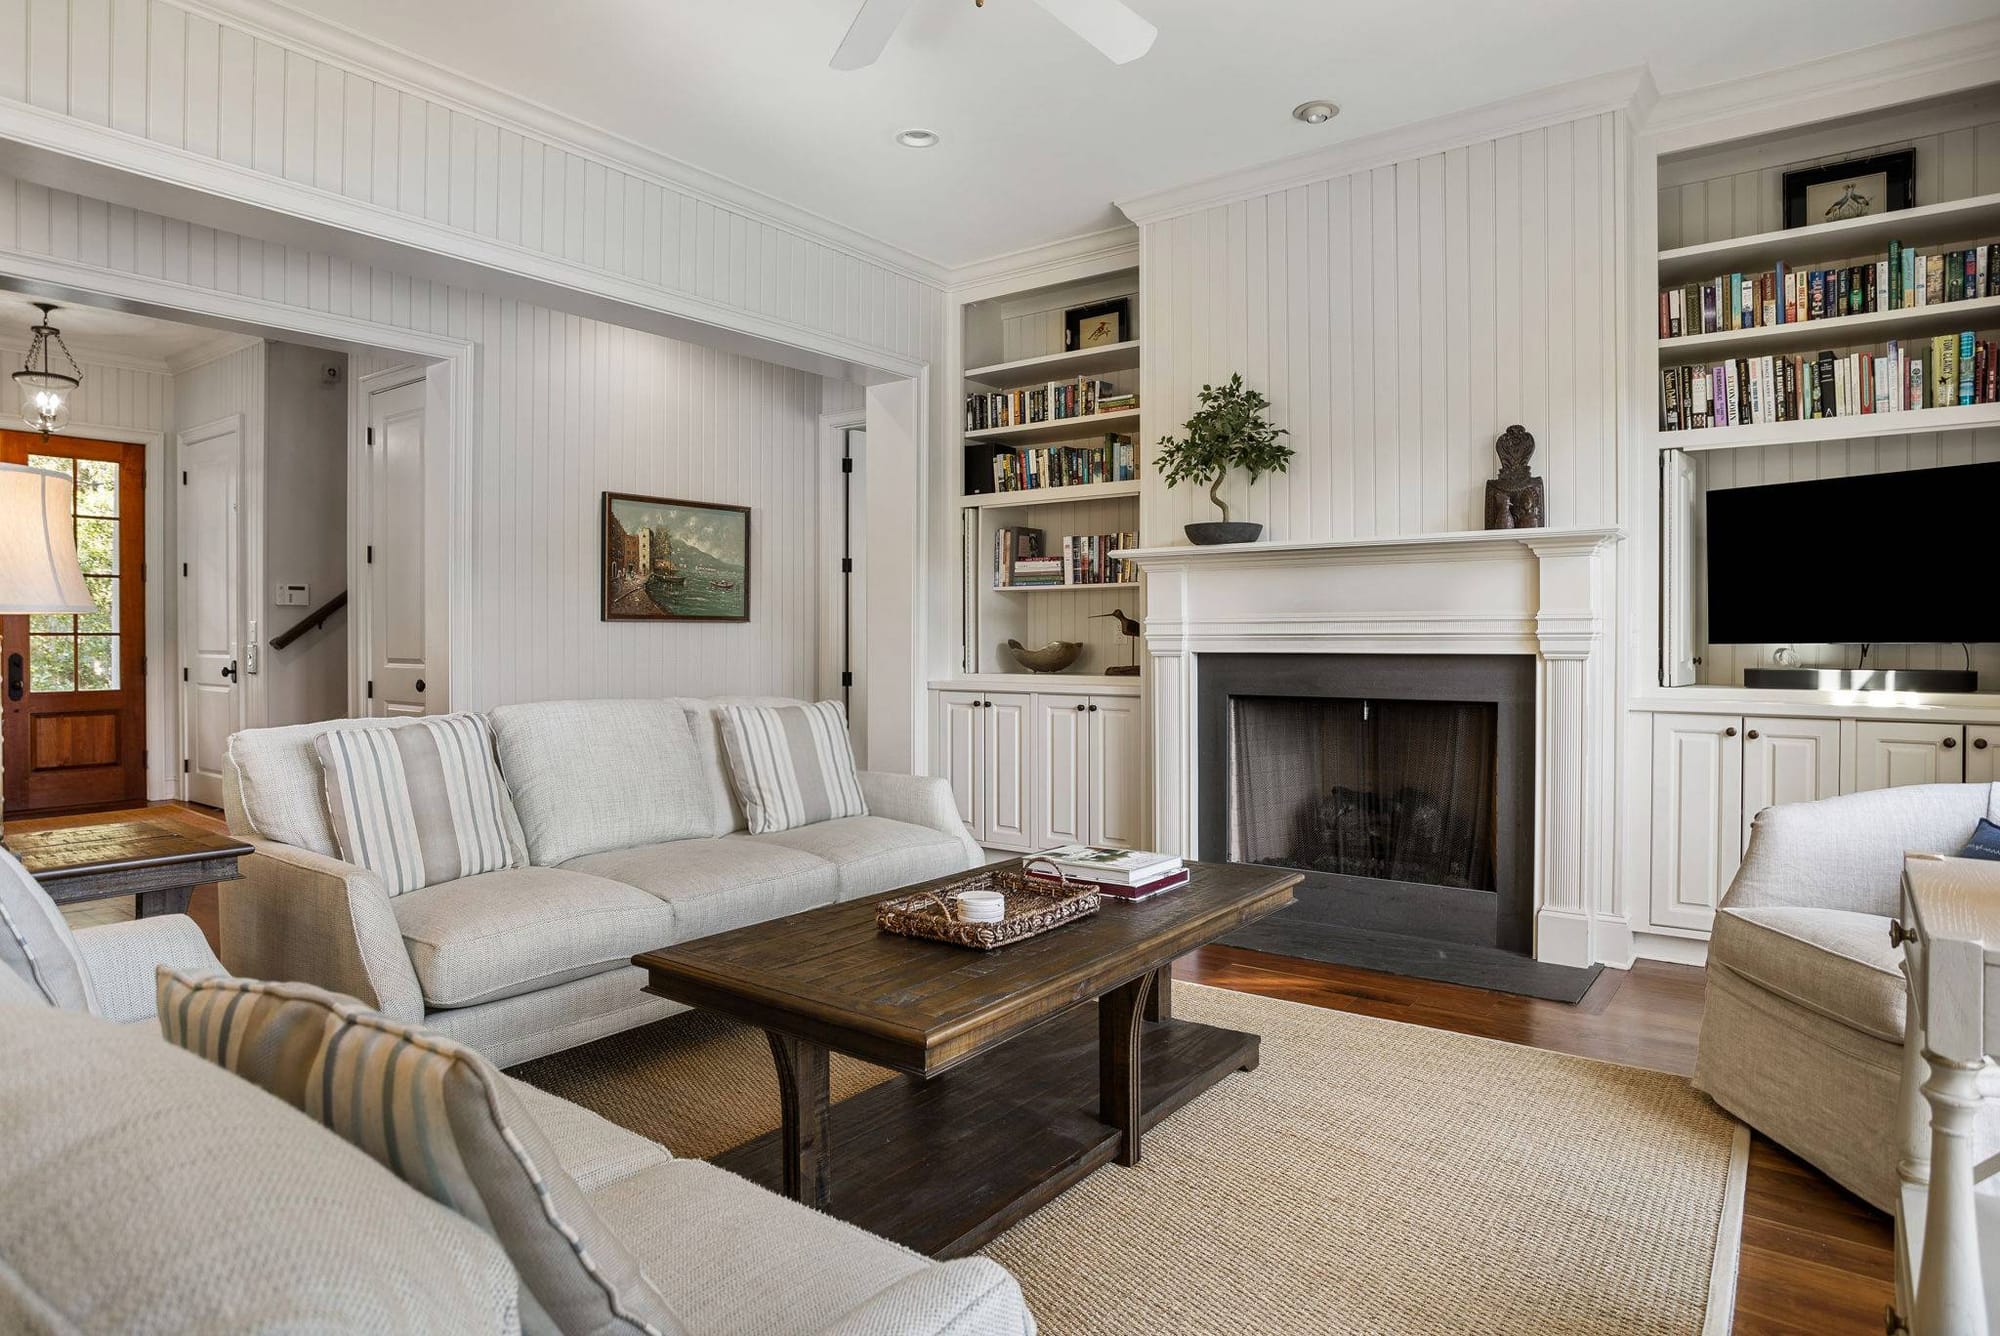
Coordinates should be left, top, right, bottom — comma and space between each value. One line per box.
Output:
366, 427, 375, 445
366, 544, 373, 564
841, 457, 853, 474
141, 561, 147, 583
840, 557, 852, 574
181, 470, 187, 485
182, 758, 190, 774
182, 562, 188, 577
841, 671, 853, 687
143, 748, 148, 768
140, 655, 147, 677
367, 680, 374, 700
183, 667, 189, 682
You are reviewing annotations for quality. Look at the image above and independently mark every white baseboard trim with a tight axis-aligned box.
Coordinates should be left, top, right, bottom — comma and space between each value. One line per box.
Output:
1633, 930, 1711, 968
1535, 907, 1594, 969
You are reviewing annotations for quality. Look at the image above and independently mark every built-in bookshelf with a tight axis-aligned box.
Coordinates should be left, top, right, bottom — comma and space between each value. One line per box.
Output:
1655, 188, 2000, 448
955, 265, 1144, 678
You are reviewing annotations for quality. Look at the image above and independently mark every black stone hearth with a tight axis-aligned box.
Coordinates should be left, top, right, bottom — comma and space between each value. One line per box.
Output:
1198, 652, 1602, 1004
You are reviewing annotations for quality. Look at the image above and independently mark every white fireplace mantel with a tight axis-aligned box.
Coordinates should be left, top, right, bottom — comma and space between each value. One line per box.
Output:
1125, 525, 1624, 969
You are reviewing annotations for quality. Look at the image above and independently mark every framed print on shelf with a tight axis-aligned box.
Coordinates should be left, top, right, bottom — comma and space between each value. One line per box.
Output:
1064, 297, 1131, 351
1782, 150, 1914, 229
601, 492, 751, 623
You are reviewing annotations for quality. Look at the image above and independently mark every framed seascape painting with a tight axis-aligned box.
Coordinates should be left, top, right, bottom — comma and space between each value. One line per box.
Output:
601, 492, 751, 622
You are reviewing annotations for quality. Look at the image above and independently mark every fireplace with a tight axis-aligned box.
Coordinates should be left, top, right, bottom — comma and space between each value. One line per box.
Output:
1198, 654, 1536, 955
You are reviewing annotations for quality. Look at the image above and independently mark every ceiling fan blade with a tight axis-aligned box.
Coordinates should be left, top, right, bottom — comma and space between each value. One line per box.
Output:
830, 0, 918, 70
1030, 0, 1157, 64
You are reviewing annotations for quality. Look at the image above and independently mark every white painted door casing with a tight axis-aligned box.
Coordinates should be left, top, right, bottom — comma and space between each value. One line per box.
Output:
982, 693, 1034, 852
1740, 717, 1841, 851
178, 420, 243, 808
1087, 694, 1144, 849
1649, 712, 1744, 935
1853, 722, 1966, 792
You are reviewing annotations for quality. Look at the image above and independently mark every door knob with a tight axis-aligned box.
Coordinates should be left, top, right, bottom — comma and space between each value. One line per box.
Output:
1943, 736, 1958, 750
220, 660, 238, 681
5, 652, 21, 702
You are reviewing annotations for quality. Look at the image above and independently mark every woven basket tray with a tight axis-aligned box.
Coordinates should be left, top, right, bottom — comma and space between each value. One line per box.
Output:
876, 858, 1100, 950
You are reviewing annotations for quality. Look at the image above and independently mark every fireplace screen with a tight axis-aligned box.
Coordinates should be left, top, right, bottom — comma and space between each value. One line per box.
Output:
1227, 695, 1498, 891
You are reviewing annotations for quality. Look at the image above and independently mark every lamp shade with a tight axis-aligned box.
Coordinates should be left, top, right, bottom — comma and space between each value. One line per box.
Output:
0, 462, 92, 614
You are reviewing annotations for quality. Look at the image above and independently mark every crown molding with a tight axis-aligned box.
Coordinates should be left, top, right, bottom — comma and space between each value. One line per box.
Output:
1646, 18, 2000, 154
946, 225, 1140, 302
1116, 67, 1656, 227
170, 0, 952, 290
165, 330, 264, 376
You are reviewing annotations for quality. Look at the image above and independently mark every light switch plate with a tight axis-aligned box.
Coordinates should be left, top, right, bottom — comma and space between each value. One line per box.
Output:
277, 583, 309, 606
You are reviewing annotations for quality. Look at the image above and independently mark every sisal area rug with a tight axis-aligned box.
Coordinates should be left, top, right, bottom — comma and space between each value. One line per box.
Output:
511, 983, 1748, 1336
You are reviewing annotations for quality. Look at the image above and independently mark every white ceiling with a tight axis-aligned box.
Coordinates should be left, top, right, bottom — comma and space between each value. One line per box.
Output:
285, 0, 1992, 268
0, 292, 229, 364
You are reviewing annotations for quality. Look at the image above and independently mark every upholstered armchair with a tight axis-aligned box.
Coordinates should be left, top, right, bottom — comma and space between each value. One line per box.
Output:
1695, 781, 2000, 1211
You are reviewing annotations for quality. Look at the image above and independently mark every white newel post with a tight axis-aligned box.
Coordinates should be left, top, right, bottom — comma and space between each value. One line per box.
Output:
1127, 526, 1623, 969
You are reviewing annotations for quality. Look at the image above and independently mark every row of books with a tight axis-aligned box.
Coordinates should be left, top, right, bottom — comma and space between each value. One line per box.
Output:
991, 436, 1138, 492
1659, 242, 1999, 339
1659, 332, 2000, 431
965, 378, 1134, 431
991, 526, 1138, 588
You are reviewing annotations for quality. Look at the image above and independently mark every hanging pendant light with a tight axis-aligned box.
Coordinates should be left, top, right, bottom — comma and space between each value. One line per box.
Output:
13, 302, 81, 439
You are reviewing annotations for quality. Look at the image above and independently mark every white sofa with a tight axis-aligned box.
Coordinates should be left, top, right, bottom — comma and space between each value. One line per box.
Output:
219, 697, 981, 1067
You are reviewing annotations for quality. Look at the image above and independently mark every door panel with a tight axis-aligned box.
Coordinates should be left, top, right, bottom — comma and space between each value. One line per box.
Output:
1, 433, 146, 814
1648, 712, 1743, 934
365, 377, 432, 716
1852, 721, 1964, 792
1033, 695, 1088, 851
1087, 695, 1144, 849
179, 423, 241, 808
1968, 726, 2000, 785
982, 692, 1033, 852
935, 691, 983, 842
1740, 716, 1840, 850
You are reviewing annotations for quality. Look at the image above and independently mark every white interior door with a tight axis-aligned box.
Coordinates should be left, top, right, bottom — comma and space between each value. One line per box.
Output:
363, 376, 433, 717
178, 420, 242, 807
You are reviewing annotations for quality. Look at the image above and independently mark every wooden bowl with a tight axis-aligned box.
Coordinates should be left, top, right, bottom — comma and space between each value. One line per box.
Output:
1006, 639, 1083, 673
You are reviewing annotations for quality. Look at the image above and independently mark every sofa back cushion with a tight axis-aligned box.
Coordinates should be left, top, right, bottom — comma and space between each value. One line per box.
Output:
0, 847, 94, 1012
158, 968, 688, 1336
717, 701, 868, 835
315, 712, 520, 896
489, 700, 713, 865
1, 998, 521, 1333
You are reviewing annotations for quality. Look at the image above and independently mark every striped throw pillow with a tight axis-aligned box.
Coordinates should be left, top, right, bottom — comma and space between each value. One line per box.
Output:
715, 700, 867, 835
156, 968, 688, 1336
314, 713, 518, 895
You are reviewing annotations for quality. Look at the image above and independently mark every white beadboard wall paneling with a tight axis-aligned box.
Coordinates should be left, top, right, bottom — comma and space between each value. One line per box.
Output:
0, 171, 834, 711
0, 0, 944, 377
1141, 112, 1624, 545
1690, 432, 2000, 687
1657, 90, 2000, 249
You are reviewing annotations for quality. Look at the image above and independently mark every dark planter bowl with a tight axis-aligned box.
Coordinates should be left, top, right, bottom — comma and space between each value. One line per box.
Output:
1184, 521, 1263, 546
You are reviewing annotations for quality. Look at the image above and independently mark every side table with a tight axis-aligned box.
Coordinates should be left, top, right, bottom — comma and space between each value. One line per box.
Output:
5, 818, 252, 919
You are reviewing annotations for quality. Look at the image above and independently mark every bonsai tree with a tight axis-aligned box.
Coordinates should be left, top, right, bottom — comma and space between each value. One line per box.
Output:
1153, 374, 1293, 531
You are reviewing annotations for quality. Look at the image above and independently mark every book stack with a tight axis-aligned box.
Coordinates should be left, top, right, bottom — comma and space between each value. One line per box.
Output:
1097, 391, 1137, 414
1031, 845, 1189, 901
966, 378, 1123, 431
991, 435, 1137, 493
1061, 532, 1138, 587
1659, 330, 2000, 431
993, 526, 1049, 587
1660, 242, 1999, 337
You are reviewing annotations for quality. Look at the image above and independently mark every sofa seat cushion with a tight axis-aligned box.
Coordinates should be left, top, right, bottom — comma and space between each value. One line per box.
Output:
1, 1000, 521, 1334
503, 1075, 671, 1193
754, 816, 972, 901
588, 1159, 930, 1335
394, 866, 676, 1009
564, 836, 839, 942
1709, 905, 1905, 1043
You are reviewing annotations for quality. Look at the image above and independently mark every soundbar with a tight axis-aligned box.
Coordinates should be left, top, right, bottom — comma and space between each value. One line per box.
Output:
1743, 668, 1979, 693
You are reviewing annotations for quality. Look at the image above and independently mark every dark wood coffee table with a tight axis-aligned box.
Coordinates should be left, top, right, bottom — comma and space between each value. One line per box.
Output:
634, 859, 1296, 1257
5, 817, 252, 918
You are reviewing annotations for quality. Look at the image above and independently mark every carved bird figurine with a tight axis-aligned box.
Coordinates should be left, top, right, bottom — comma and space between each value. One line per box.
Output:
1090, 609, 1141, 638
1090, 609, 1142, 675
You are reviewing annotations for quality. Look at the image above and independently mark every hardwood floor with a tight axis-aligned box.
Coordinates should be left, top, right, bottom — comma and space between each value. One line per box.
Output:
1178, 944, 1895, 1336
13, 805, 1892, 1332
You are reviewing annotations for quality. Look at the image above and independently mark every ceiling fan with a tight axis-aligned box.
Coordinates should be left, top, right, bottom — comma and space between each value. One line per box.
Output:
832, 0, 1157, 70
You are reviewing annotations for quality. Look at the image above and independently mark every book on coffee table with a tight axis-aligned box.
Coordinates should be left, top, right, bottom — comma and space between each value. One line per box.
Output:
1032, 866, 1191, 901
1035, 844, 1186, 891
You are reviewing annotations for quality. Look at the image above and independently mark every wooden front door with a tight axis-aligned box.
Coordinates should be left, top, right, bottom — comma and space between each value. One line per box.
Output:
1, 432, 147, 814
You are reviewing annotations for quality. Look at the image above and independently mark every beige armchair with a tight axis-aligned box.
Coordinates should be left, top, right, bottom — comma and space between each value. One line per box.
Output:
1695, 781, 2000, 1210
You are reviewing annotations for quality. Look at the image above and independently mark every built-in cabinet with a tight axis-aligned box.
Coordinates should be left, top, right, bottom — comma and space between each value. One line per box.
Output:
1646, 710, 2000, 936
933, 681, 1142, 854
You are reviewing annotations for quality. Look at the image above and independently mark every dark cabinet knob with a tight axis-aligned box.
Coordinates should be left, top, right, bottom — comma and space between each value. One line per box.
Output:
1745, 729, 1759, 740
1088, 703, 1099, 712
1943, 736, 1958, 750
1075, 702, 1086, 712
415, 678, 426, 693
1977, 738, 1991, 751
1723, 726, 1737, 737
1889, 920, 1913, 949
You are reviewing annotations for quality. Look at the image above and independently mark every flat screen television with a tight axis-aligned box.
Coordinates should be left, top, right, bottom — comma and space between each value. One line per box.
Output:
1705, 460, 2000, 645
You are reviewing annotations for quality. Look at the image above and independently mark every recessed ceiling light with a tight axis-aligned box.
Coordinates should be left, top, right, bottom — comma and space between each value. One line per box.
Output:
896, 128, 940, 149
1291, 100, 1340, 126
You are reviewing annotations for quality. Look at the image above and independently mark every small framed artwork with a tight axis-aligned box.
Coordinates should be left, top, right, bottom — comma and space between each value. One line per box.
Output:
601, 492, 750, 622
1782, 150, 1914, 229
1064, 297, 1131, 351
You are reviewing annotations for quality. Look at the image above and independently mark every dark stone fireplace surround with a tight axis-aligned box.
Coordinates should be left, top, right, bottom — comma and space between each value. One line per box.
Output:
1196, 652, 1538, 955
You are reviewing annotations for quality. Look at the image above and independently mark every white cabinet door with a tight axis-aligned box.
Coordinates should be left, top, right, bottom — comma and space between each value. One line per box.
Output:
1032, 695, 1090, 852
1740, 717, 1841, 850
1087, 695, 1144, 849
1853, 721, 1965, 792
982, 692, 1035, 852
935, 692, 985, 843
1649, 713, 1744, 934
1968, 726, 2000, 785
